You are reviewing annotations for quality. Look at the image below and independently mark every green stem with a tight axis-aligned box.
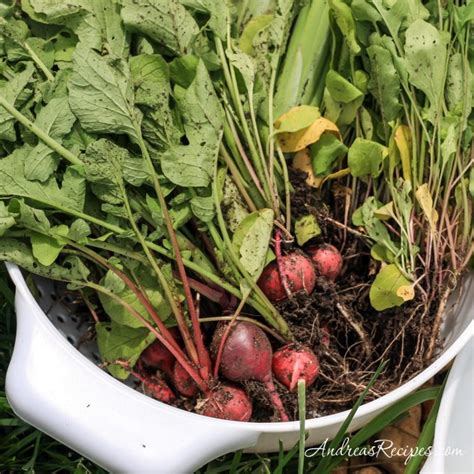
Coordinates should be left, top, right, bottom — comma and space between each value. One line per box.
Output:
212, 164, 291, 337
0, 96, 81, 165
23, 41, 55, 82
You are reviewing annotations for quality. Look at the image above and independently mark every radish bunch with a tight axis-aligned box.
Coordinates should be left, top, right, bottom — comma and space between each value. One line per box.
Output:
258, 243, 343, 302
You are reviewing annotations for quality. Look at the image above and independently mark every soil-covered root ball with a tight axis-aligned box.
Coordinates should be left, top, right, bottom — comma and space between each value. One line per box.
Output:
258, 253, 316, 301
272, 345, 319, 391
172, 360, 199, 397
200, 385, 252, 421
307, 244, 343, 281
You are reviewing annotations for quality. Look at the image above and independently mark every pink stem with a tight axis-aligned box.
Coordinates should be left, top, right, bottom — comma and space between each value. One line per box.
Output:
275, 230, 292, 298
264, 376, 289, 422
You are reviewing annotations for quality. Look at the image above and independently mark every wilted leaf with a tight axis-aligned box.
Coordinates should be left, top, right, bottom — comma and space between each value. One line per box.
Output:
415, 184, 438, 231
278, 116, 340, 152
326, 70, 363, 103
292, 149, 322, 188
274, 105, 320, 133
394, 125, 412, 182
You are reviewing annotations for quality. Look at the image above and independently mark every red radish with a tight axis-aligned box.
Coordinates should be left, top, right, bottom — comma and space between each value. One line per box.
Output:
142, 377, 176, 404
272, 345, 319, 391
307, 244, 343, 281
140, 340, 175, 377
211, 321, 289, 421
258, 253, 316, 302
201, 385, 252, 421
172, 360, 199, 397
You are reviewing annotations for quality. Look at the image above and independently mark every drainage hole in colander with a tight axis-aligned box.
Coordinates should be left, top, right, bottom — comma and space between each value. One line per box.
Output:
57, 315, 65, 323
66, 335, 76, 345
92, 352, 100, 362
50, 292, 57, 302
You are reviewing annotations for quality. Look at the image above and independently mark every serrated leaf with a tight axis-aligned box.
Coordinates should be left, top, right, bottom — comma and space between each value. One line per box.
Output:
26, 97, 76, 182
161, 61, 223, 187
0, 147, 85, 212
0, 62, 35, 142
328, 0, 360, 54
405, 20, 448, 122
69, 42, 138, 139
121, 0, 199, 56
370, 264, 414, 311
0, 238, 90, 284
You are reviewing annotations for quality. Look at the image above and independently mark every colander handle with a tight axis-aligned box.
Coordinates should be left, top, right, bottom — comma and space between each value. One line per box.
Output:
5, 264, 260, 473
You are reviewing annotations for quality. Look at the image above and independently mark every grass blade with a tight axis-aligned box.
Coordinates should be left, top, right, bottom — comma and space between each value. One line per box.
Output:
298, 379, 306, 474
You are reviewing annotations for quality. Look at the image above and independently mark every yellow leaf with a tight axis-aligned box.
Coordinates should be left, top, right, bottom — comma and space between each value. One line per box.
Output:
278, 117, 341, 152
415, 184, 439, 231
394, 125, 412, 182
274, 105, 320, 133
292, 149, 322, 188
320, 167, 350, 186
396, 284, 415, 302
374, 201, 394, 221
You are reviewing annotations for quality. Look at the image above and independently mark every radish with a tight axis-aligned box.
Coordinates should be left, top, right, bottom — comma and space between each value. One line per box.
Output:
201, 385, 252, 421
272, 345, 319, 391
211, 321, 289, 421
140, 339, 175, 378
307, 244, 343, 281
172, 360, 199, 397
142, 377, 176, 404
258, 253, 316, 302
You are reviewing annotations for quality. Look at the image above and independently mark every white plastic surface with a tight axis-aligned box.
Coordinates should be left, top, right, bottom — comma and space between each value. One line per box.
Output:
5, 263, 474, 472
421, 336, 474, 474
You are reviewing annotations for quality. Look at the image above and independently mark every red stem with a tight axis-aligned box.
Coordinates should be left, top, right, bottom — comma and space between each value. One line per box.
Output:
174, 271, 234, 308
160, 209, 212, 380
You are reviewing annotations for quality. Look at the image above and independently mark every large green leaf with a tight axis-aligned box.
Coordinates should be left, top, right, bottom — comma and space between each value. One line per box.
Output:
69, 42, 138, 139
0, 147, 86, 212
121, 0, 199, 56
160, 60, 223, 187
0, 62, 35, 142
405, 19, 448, 122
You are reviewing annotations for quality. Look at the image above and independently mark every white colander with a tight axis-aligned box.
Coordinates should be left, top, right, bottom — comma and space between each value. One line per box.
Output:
5, 263, 473, 473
